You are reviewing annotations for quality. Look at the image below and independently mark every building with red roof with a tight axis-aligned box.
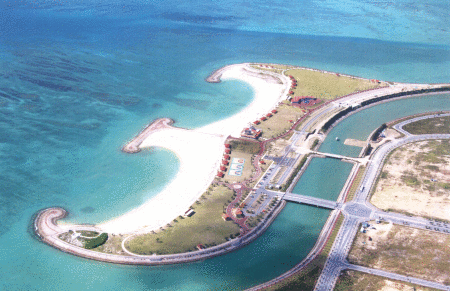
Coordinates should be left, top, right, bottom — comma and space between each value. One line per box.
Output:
222, 160, 229, 165
220, 165, 226, 171
271, 109, 277, 113
240, 126, 262, 139
225, 144, 231, 148
216, 172, 224, 178
225, 149, 231, 154
222, 214, 231, 221
223, 154, 230, 160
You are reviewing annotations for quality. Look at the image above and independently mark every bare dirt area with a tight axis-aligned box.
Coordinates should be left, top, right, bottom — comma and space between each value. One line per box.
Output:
344, 138, 366, 147
371, 140, 450, 221
348, 221, 450, 285
335, 270, 440, 291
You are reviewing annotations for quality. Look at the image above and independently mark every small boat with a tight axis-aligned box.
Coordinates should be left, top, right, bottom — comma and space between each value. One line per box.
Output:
336, 137, 340, 141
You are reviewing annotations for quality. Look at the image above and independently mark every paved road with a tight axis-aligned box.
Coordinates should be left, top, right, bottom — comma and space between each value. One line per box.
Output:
314, 117, 450, 291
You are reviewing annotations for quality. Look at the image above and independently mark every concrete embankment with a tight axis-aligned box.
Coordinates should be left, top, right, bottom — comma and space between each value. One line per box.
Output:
34, 202, 285, 266
122, 118, 174, 153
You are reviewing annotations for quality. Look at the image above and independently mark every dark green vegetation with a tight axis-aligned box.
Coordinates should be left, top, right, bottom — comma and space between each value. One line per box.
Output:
81, 233, 108, 249
348, 223, 450, 285
267, 214, 344, 291
335, 270, 440, 291
310, 139, 319, 150
125, 185, 241, 255
370, 123, 387, 141
403, 115, 450, 135
281, 155, 308, 192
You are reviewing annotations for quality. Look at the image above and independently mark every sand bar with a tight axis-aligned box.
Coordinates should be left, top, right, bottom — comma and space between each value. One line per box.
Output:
97, 63, 289, 234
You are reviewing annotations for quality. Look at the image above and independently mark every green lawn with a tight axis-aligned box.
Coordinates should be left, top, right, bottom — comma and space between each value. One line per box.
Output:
257, 101, 305, 139
345, 166, 365, 202
125, 185, 241, 255
285, 68, 383, 100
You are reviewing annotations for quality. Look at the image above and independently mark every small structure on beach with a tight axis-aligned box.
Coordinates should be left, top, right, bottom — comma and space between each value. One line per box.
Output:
184, 208, 195, 217
222, 160, 229, 166
225, 148, 231, 154
220, 166, 226, 171
216, 172, 224, 178
240, 126, 262, 139
223, 154, 230, 160
225, 144, 231, 149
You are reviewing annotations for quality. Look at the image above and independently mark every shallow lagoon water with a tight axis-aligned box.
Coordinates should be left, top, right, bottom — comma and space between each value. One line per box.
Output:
1, 1, 449, 290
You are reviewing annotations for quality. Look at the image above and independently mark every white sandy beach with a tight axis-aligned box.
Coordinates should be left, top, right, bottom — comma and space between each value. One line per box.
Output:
96, 64, 289, 234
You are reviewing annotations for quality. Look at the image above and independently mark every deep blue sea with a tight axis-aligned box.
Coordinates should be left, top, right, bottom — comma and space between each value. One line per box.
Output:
0, 1, 449, 290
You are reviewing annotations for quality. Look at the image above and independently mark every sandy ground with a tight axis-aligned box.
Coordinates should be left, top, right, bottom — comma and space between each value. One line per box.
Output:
344, 138, 366, 147
371, 140, 450, 221
95, 64, 287, 234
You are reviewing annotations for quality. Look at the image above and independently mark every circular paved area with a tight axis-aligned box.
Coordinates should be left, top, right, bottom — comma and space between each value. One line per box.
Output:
343, 202, 373, 218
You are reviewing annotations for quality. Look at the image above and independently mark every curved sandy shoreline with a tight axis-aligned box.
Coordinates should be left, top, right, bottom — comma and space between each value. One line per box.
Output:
97, 63, 289, 234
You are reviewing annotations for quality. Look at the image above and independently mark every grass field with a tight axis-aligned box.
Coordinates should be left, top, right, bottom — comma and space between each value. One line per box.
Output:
335, 270, 440, 291
285, 68, 382, 100
125, 185, 241, 255
267, 213, 344, 291
348, 222, 450, 285
403, 115, 450, 135
257, 101, 305, 139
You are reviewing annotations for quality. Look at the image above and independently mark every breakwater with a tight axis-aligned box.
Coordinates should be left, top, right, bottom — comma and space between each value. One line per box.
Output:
122, 118, 174, 153
34, 201, 286, 266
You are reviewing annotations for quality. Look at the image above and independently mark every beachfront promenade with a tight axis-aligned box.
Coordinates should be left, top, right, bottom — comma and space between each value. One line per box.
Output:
34, 63, 450, 290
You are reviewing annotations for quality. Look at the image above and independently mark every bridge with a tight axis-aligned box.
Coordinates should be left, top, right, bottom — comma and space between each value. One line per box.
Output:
311, 151, 362, 163
282, 193, 338, 210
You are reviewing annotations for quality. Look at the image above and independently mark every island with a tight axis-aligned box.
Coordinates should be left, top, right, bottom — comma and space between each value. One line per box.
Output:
35, 63, 450, 290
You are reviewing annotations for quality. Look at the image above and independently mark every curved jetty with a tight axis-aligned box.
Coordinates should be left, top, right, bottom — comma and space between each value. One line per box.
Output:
122, 118, 174, 153
205, 66, 228, 83
34, 204, 285, 265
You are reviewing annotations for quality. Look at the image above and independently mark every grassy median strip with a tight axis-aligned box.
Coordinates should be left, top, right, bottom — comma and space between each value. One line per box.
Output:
267, 213, 344, 291
281, 155, 308, 192
335, 270, 440, 291
403, 115, 450, 135
125, 185, 241, 255
345, 166, 365, 202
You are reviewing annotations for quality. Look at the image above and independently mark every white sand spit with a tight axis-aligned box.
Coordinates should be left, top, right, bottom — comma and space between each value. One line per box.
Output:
96, 63, 289, 233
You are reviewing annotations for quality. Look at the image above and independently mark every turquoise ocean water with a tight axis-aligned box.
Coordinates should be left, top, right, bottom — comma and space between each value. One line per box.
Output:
0, 1, 449, 290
